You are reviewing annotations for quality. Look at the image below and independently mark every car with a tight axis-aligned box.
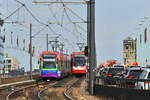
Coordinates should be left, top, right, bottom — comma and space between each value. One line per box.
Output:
124, 66, 143, 88
102, 67, 124, 78
101, 67, 124, 84
113, 70, 128, 78
125, 67, 143, 79
113, 64, 124, 68
135, 68, 150, 90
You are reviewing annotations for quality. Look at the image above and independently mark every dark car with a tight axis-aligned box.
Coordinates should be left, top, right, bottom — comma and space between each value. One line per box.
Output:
113, 70, 128, 78
101, 67, 125, 84
103, 67, 124, 78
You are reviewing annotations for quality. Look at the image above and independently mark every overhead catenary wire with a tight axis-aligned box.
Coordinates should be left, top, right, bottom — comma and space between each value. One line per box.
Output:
64, 5, 86, 22
10, 0, 79, 52
47, 15, 79, 50
35, 0, 87, 36
32, 25, 48, 37
47, 4, 61, 25
45, 2, 79, 51
4, 5, 24, 20
46, 25, 76, 51
53, 1, 86, 43
60, 2, 86, 49
60, 0, 86, 34
14, 0, 46, 26
63, 6, 86, 41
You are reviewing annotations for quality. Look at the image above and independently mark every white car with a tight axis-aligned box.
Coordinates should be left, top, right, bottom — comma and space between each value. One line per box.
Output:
135, 68, 150, 90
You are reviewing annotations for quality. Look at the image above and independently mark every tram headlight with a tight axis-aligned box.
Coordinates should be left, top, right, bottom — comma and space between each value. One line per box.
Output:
57, 71, 61, 76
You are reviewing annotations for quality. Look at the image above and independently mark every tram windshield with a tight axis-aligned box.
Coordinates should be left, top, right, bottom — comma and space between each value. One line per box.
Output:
74, 55, 85, 66
43, 54, 56, 68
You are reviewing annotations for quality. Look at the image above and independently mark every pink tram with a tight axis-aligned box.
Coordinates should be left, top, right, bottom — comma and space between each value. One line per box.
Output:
71, 51, 88, 75
39, 51, 71, 79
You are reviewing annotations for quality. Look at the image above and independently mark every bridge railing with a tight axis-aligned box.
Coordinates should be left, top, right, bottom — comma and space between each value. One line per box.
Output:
0, 71, 40, 78
95, 76, 150, 89
94, 77, 150, 100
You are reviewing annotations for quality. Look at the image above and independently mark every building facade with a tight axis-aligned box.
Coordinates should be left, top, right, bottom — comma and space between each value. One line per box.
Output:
124, 23, 150, 66
0, 36, 4, 74
0, 20, 4, 74
4, 57, 20, 73
123, 37, 137, 64
135, 27, 150, 65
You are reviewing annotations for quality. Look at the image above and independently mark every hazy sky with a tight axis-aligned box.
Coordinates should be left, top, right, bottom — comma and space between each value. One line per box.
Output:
1, 0, 150, 70
95, 0, 150, 63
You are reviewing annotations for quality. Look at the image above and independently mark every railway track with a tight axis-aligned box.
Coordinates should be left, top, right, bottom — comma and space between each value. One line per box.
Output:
5, 80, 56, 100
64, 77, 85, 100
38, 81, 58, 100
4, 76, 85, 100
0, 80, 38, 100
38, 76, 85, 100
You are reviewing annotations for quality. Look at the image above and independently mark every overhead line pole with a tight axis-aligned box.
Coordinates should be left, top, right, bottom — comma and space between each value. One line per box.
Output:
87, 0, 96, 95
30, 24, 32, 80
46, 33, 48, 51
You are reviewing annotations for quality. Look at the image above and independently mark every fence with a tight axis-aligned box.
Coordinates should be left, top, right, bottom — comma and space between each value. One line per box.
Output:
0, 71, 40, 78
94, 77, 150, 100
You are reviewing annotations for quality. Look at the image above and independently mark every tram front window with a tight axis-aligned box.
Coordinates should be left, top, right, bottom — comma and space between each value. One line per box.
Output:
74, 56, 85, 66
43, 61, 56, 68
43, 54, 56, 68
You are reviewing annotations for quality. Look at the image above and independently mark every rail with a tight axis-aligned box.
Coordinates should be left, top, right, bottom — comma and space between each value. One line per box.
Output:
6, 88, 22, 100
64, 82, 74, 100
64, 77, 85, 100
38, 81, 58, 100
6, 80, 41, 100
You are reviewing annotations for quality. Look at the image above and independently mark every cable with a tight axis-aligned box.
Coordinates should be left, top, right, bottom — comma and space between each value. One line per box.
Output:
47, 0, 85, 50
14, 0, 47, 26
47, 25, 76, 50
60, 0, 86, 40
32, 25, 48, 37
4, 5, 24, 20
47, 4, 60, 24
47, 0, 86, 42
64, 5, 86, 22
14, 0, 78, 51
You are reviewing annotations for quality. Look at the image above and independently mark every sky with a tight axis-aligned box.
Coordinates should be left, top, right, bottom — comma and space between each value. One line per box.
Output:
1, 0, 150, 70
95, 0, 150, 64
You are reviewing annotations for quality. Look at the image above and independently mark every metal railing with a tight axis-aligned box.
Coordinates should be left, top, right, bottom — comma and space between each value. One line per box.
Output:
94, 77, 150, 100
0, 71, 40, 78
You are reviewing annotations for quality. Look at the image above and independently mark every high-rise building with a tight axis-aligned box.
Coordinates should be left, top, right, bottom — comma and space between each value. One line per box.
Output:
123, 37, 137, 64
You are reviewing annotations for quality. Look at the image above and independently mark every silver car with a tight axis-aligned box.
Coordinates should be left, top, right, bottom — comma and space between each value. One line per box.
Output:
135, 68, 150, 90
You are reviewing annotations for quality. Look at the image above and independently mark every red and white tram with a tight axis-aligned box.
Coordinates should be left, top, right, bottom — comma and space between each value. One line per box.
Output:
71, 51, 88, 75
